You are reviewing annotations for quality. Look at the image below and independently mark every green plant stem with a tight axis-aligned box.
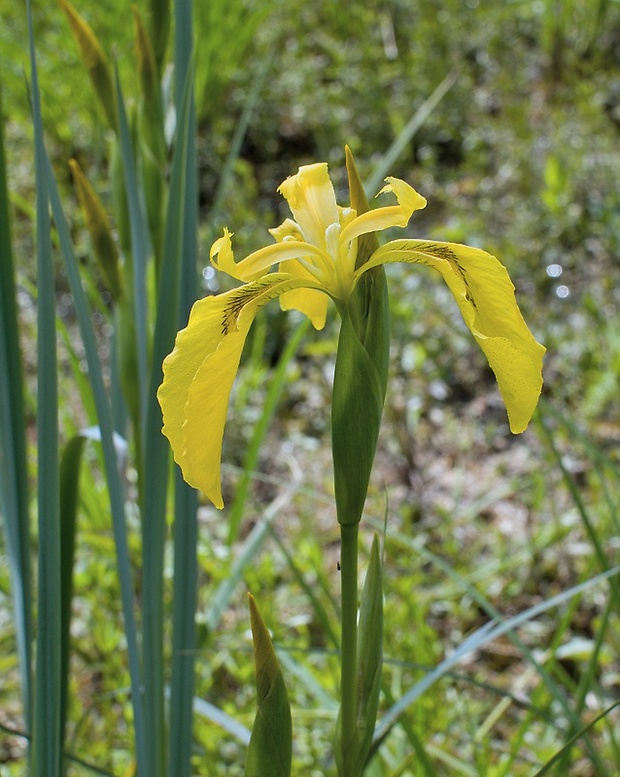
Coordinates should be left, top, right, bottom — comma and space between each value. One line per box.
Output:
340, 521, 359, 766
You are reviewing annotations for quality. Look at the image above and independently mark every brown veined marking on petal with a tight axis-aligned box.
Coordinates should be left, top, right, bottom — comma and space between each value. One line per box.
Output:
220, 277, 284, 335
412, 242, 478, 310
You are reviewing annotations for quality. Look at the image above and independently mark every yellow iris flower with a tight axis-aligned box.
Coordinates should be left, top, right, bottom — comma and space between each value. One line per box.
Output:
158, 157, 545, 508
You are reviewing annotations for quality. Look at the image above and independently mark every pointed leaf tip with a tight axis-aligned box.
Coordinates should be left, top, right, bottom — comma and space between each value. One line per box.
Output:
245, 594, 292, 777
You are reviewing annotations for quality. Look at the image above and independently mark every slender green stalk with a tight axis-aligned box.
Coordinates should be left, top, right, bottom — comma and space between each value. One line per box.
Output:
339, 522, 359, 766
0, 64, 32, 732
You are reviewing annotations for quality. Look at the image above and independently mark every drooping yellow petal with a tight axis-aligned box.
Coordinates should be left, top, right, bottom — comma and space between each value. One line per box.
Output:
363, 239, 545, 432
277, 260, 329, 329
278, 163, 339, 250
158, 274, 322, 506
339, 177, 427, 245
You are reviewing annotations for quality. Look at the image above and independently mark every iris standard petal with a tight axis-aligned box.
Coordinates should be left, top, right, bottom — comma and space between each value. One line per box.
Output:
278, 163, 339, 250
364, 239, 545, 432
158, 274, 323, 506
339, 177, 427, 246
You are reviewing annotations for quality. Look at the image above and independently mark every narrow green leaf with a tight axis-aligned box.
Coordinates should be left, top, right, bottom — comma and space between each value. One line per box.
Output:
28, 2, 62, 773
205, 479, 296, 634
365, 69, 459, 198
46, 140, 148, 777
532, 700, 620, 777
166, 7, 199, 775
0, 63, 33, 732
228, 318, 309, 543
58, 435, 86, 749
244, 595, 292, 777
114, 68, 150, 453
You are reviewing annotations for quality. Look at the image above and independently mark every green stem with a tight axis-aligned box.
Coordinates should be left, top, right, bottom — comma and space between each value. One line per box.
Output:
340, 521, 359, 767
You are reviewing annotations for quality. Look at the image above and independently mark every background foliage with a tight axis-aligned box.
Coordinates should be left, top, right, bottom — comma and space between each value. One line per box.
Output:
2, 0, 620, 774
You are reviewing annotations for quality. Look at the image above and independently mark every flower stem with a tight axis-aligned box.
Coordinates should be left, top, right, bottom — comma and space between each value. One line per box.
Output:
340, 521, 359, 767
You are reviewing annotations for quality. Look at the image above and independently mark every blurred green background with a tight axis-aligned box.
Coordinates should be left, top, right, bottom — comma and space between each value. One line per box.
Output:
2, 0, 620, 774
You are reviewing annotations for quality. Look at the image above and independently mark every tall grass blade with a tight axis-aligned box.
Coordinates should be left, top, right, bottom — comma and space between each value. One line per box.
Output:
58, 435, 86, 752
228, 318, 310, 543
113, 59, 166, 776
532, 700, 620, 777
206, 469, 301, 633
208, 53, 270, 230
28, 1, 63, 773
0, 65, 33, 732
114, 67, 150, 446
166, 1, 200, 773
45, 149, 148, 777
365, 69, 459, 197
371, 519, 619, 770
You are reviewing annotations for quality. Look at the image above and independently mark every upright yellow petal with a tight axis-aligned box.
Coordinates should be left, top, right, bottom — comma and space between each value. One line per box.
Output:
339, 177, 427, 245
158, 274, 319, 506
278, 163, 339, 250
363, 240, 545, 432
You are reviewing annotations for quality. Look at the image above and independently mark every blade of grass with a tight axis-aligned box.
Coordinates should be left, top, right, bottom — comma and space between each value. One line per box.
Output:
114, 67, 150, 454
365, 68, 460, 197
0, 64, 33, 732
532, 699, 620, 777
28, 2, 62, 772
58, 435, 86, 754
207, 52, 270, 231
45, 145, 147, 777
268, 525, 339, 648
166, 3, 200, 774
370, 514, 620, 771
228, 318, 310, 543
114, 60, 165, 776
537, 412, 620, 602
205, 462, 302, 633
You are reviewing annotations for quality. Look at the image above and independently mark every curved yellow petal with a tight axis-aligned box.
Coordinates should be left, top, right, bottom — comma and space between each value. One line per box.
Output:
158, 274, 321, 506
269, 218, 304, 243
278, 163, 339, 250
210, 228, 250, 281
339, 177, 427, 245
211, 229, 335, 286
277, 260, 329, 329
363, 239, 545, 432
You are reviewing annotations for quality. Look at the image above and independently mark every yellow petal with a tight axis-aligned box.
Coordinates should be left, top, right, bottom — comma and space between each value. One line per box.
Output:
364, 240, 545, 432
269, 218, 304, 243
339, 177, 427, 245
210, 228, 261, 281
278, 163, 339, 250
211, 228, 335, 286
158, 274, 319, 506
277, 260, 329, 329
